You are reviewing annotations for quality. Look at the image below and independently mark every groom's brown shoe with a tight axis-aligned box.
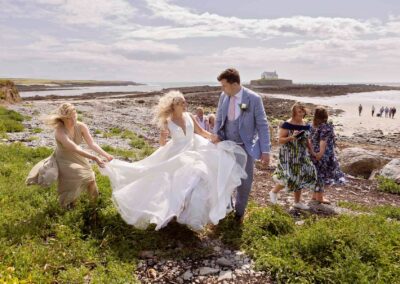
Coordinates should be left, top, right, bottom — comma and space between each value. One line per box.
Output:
234, 214, 244, 224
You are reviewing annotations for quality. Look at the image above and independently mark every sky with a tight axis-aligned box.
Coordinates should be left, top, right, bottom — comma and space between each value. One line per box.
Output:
1, 0, 400, 83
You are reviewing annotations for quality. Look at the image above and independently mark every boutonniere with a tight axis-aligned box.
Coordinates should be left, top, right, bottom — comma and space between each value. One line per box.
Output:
239, 103, 248, 111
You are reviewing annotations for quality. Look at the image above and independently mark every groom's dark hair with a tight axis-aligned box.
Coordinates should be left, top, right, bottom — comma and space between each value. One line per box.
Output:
217, 68, 240, 84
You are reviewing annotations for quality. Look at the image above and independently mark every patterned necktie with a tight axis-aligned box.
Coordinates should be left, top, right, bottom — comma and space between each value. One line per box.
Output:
228, 96, 236, 121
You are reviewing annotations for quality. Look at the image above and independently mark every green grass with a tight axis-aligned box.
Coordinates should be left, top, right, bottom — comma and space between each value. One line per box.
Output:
0, 106, 24, 134
1, 108, 399, 283
101, 129, 154, 160
377, 176, 400, 194
1, 144, 400, 283
338, 201, 400, 221
0, 143, 209, 283
32, 127, 42, 134
215, 205, 400, 283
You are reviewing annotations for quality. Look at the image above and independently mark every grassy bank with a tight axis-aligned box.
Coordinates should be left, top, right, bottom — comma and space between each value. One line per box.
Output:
0, 106, 24, 138
1, 108, 399, 283
0, 143, 206, 283
1, 143, 400, 283
216, 206, 400, 283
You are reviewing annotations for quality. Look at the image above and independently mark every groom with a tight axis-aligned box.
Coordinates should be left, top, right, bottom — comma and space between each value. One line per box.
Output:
213, 68, 271, 222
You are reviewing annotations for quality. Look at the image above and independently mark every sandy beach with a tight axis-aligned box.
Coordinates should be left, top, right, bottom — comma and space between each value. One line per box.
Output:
264, 90, 400, 135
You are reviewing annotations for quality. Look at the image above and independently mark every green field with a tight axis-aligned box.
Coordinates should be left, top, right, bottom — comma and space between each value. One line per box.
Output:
1, 108, 400, 283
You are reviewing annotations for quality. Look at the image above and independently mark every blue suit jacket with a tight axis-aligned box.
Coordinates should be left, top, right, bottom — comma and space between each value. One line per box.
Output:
214, 87, 271, 160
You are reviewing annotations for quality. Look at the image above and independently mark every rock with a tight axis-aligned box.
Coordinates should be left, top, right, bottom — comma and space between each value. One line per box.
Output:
182, 270, 193, 280
339, 147, 390, 178
146, 268, 157, 279
0, 81, 22, 104
139, 250, 155, 259
216, 257, 233, 267
213, 246, 221, 252
199, 267, 219, 276
380, 159, 400, 183
218, 270, 233, 281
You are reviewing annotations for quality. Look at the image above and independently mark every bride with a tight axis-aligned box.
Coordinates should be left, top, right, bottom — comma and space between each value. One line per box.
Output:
101, 91, 247, 231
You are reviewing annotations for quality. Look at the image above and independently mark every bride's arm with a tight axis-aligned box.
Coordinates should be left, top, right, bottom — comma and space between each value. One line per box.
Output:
159, 123, 169, 146
189, 113, 214, 140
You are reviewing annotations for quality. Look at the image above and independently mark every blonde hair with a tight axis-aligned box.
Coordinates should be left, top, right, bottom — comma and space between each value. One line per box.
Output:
45, 103, 76, 128
153, 91, 185, 128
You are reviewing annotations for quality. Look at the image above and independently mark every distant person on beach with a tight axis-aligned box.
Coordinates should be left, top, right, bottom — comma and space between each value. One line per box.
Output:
41, 103, 112, 208
385, 106, 389, 118
194, 107, 209, 130
392, 107, 397, 119
371, 105, 375, 117
379, 106, 385, 117
309, 106, 345, 204
270, 102, 317, 210
358, 104, 362, 116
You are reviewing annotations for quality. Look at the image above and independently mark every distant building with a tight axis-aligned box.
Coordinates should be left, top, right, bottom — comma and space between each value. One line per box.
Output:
261, 71, 278, 80
249, 70, 292, 87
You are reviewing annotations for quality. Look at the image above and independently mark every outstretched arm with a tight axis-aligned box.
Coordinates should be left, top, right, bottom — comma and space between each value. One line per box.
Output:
190, 113, 215, 140
80, 123, 113, 161
55, 127, 105, 168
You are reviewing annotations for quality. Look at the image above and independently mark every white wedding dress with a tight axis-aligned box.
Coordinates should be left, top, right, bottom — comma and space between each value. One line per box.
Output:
100, 112, 247, 231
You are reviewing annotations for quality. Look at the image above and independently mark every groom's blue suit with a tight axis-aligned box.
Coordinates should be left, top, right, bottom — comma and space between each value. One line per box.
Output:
214, 87, 270, 217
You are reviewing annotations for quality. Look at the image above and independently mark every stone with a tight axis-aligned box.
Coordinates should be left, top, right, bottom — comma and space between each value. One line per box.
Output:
199, 267, 220, 276
182, 270, 193, 280
213, 246, 221, 252
339, 147, 390, 178
139, 250, 154, 259
380, 159, 400, 183
216, 257, 233, 267
218, 270, 233, 281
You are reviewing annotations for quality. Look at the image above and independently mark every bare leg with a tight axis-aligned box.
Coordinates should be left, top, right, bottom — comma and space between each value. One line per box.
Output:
272, 184, 284, 193
294, 190, 301, 203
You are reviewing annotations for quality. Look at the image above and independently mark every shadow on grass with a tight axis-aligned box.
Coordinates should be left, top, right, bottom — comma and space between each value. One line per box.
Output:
78, 203, 211, 262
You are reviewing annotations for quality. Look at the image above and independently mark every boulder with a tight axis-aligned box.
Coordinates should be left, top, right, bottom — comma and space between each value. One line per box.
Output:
0, 80, 21, 104
339, 147, 390, 179
380, 159, 400, 183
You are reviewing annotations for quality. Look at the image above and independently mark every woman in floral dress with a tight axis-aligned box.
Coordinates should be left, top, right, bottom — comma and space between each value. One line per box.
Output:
270, 103, 317, 210
309, 106, 345, 204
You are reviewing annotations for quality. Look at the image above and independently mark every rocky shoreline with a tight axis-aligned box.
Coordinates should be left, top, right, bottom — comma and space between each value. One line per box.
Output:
15, 80, 142, 92
249, 83, 400, 97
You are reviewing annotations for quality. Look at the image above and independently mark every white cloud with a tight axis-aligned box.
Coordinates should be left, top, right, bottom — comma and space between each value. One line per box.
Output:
140, 0, 374, 40
2, 0, 138, 28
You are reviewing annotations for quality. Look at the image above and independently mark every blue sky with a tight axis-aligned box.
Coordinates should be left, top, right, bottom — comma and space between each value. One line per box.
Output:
1, 0, 400, 83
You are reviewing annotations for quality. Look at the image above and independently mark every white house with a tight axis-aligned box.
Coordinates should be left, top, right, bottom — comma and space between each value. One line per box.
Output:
261, 71, 278, 79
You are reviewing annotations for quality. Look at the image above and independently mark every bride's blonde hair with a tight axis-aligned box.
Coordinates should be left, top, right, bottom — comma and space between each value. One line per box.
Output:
153, 90, 185, 128
45, 103, 76, 128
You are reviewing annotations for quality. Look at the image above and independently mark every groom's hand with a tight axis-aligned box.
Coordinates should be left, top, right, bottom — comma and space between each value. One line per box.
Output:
210, 134, 221, 144
260, 153, 270, 165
